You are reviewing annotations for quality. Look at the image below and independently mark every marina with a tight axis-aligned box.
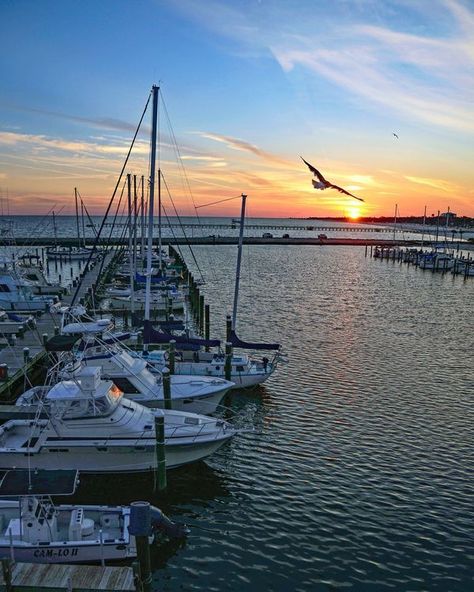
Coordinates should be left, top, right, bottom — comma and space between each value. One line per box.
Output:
0, 80, 472, 592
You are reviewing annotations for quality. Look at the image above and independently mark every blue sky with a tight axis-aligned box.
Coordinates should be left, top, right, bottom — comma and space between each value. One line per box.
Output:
0, 0, 473, 218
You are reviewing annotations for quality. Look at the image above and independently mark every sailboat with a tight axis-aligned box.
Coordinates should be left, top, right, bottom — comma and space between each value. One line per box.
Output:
141, 194, 283, 387
46, 194, 96, 260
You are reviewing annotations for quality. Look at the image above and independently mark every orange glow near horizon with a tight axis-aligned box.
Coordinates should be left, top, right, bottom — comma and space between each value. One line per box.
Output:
0, 130, 473, 218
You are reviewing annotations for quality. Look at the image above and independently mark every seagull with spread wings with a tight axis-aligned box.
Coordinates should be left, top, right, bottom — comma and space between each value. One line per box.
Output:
300, 157, 365, 202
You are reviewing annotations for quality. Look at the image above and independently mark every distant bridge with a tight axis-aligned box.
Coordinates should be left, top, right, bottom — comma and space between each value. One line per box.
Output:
94, 222, 392, 233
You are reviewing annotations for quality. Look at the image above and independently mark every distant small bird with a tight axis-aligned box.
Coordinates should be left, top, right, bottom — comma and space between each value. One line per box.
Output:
300, 157, 364, 202
393, 133, 399, 139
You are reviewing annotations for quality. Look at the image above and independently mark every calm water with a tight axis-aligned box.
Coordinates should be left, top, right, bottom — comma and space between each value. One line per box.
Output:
5, 219, 474, 590
73, 243, 473, 591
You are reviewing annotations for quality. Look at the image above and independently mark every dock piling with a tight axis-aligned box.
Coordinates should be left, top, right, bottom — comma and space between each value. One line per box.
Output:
154, 416, 167, 492
129, 502, 153, 592
168, 341, 176, 375
225, 341, 232, 381
162, 368, 172, 409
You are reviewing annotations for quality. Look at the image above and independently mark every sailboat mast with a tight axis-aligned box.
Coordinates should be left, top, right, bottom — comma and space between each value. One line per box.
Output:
74, 187, 81, 248
52, 211, 57, 248
144, 85, 159, 326
158, 168, 162, 272
127, 174, 135, 314
393, 203, 398, 242
140, 175, 145, 262
421, 205, 426, 248
133, 174, 138, 272
81, 201, 86, 248
231, 193, 247, 331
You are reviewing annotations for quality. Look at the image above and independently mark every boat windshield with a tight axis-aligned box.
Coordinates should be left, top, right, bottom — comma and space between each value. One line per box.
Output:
56, 386, 122, 420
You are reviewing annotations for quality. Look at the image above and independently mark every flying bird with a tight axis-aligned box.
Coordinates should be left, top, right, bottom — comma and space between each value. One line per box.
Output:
300, 157, 364, 202
393, 133, 399, 139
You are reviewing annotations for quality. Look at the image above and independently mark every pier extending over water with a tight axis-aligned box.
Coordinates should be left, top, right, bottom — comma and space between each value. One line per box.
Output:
2, 236, 461, 248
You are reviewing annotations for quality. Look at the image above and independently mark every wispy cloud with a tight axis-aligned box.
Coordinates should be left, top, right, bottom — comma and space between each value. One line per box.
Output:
0, 103, 142, 134
194, 131, 289, 164
404, 175, 460, 192
174, 0, 474, 133
0, 131, 149, 156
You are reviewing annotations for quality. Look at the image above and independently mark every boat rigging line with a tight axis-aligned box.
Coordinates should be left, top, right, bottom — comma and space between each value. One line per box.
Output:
70, 90, 152, 307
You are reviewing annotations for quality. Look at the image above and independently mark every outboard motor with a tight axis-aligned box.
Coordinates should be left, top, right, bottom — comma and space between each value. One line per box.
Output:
129, 501, 189, 541
150, 506, 189, 539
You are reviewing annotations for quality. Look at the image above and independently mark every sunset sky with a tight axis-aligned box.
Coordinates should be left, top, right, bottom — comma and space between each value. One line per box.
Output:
0, 0, 473, 219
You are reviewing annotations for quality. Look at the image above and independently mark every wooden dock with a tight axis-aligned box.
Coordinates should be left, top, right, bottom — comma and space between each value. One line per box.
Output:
0, 560, 136, 591
0, 251, 116, 400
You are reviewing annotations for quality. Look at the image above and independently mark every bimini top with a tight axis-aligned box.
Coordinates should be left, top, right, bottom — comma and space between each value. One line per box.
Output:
0, 469, 79, 496
62, 319, 112, 334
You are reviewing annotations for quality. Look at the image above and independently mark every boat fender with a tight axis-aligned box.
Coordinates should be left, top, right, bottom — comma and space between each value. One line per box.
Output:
149, 506, 189, 539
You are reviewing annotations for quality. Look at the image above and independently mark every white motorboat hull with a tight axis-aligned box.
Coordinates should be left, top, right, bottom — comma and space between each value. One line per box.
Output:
0, 542, 135, 563
108, 296, 184, 312
140, 384, 229, 414
0, 502, 137, 563
0, 299, 51, 312
0, 437, 231, 473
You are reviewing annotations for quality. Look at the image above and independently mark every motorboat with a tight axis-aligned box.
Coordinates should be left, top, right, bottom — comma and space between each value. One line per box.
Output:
46, 314, 235, 414
19, 263, 65, 296
107, 289, 185, 312
46, 246, 96, 261
0, 262, 59, 312
0, 309, 35, 335
418, 251, 454, 271
6, 366, 236, 473
0, 469, 186, 563
62, 343, 233, 414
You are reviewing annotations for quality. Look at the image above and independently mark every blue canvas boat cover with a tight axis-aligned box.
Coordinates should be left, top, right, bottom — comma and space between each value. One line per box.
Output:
143, 320, 220, 348
229, 329, 280, 350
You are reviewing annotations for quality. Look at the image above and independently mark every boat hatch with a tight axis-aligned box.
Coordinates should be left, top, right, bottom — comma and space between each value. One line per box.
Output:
0, 469, 79, 496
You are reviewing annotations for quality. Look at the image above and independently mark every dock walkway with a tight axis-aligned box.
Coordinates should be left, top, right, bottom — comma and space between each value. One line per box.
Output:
0, 560, 135, 591
0, 251, 115, 399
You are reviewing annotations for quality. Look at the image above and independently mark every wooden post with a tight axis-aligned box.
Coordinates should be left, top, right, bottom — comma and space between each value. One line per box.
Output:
132, 561, 143, 592
226, 315, 232, 342
154, 416, 167, 491
225, 341, 232, 381
168, 341, 176, 375
0, 364, 8, 381
23, 347, 30, 365
204, 304, 210, 352
129, 502, 152, 592
162, 368, 172, 409
1, 558, 12, 592
199, 294, 205, 334
194, 287, 200, 321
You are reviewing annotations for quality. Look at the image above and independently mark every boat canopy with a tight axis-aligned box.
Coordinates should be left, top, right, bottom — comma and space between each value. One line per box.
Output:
0, 469, 79, 496
156, 320, 185, 331
45, 334, 81, 352
62, 319, 112, 334
77, 332, 131, 351
143, 320, 220, 349
228, 329, 280, 351
135, 272, 167, 284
